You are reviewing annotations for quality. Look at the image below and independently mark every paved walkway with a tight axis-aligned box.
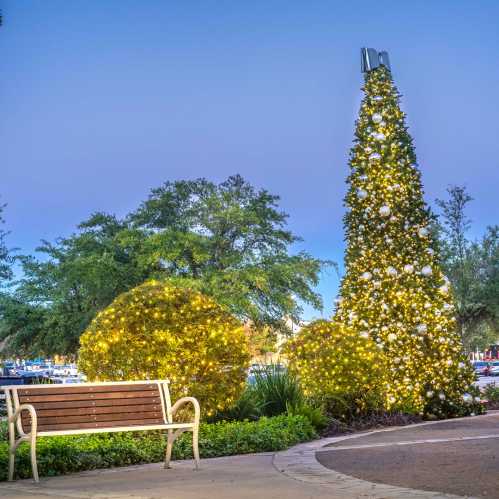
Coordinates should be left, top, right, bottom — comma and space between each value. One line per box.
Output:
3, 413, 499, 499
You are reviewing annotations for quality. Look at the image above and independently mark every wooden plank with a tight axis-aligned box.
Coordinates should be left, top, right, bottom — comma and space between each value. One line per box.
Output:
22, 404, 162, 418
17, 384, 158, 396
24, 418, 165, 432
19, 390, 159, 403
22, 411, 163, 426
25, 397, 161, 410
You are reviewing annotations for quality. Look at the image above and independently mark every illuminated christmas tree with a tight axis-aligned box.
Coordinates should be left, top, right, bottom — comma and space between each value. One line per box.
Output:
335, 51, 476, 415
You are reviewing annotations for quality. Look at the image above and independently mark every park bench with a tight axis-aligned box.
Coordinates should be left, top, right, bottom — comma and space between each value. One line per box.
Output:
2, 380, 200, 482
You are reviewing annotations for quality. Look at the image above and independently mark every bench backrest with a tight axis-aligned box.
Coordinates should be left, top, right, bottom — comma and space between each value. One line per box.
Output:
3, 380, 172, 435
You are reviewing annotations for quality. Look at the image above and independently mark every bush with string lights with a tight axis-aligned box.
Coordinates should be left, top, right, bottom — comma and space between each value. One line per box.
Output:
78, 280, 250, 417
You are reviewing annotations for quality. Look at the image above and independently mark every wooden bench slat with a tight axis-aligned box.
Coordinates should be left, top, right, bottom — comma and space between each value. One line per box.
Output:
19, 390, 160, 403
21, 404, 162, 418
26, 397, 162, 410
22, 411, 164, 426
26, 418, 166, 432
17, 384, 158, 396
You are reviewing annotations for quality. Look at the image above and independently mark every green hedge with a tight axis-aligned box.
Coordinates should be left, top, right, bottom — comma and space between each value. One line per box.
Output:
0, 415, 316, 481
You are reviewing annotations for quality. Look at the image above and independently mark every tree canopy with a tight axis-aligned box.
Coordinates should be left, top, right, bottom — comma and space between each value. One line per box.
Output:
0, 176, 325, 356
436, 186, 499, 350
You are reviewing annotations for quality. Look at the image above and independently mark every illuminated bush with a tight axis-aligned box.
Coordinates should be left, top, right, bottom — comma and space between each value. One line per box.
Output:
284, 320, 387, 416
78, 280, 250, 416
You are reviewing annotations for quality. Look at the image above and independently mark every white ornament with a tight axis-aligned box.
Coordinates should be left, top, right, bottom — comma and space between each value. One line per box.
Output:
458, 362, 465, 369
386, 266, 398, 277
421, 265, 433, 276
361, 271, 372, 281
359, 331, 370, 339
426, 390, 434, 398
357, 188, 368, 199
403, 264, 414, 274
416, 324, 427, 334
443, 303, 453, 311
379, 205, 391, 217
387, 333, 397, 342
375, 132, 386, 141
373, 95, 383, 101
418, 227, 429, 237
438, 393, 446, 401
359, 174, 368, 181
372, 113, 383, 123
427, 248, 434, 256
369, 152, 381, 161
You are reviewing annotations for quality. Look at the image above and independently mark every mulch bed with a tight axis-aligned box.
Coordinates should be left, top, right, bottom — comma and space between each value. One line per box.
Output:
321, 412, 423, 438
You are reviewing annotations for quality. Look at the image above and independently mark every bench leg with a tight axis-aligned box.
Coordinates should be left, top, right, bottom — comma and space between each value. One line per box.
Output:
192, 426, 200, 470
30, 433, 39, 483
164, 429, 173, 469
8, 421, 15, 481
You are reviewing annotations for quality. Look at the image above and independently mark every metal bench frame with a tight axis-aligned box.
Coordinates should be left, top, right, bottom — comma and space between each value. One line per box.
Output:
3, 380, 200, 482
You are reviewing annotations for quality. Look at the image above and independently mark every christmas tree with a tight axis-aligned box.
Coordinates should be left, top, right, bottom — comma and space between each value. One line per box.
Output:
335, 57, 476, 415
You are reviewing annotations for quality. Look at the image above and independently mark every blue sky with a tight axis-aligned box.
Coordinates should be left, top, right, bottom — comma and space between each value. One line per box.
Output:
2, 1, 499, 319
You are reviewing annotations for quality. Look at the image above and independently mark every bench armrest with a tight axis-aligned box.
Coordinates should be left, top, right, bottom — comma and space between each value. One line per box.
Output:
171, 397, 200, 425
10, 404, 37, 436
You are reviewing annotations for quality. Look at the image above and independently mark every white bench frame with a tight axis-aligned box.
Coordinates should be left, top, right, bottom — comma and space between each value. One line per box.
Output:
3, 380, 200, 482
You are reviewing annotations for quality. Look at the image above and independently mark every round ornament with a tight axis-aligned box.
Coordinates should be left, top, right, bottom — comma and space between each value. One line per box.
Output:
360, 271, 372, 281
372, 113, 383, 123
403, 264, 414, 274
369, 152, 381, 161
462, 393, 472, 403
416, 324, 427, 334
357, 188, 368, 199
418, 227, 430, 237
387, 332, 397, 342
438, 393, 446, 401
379, 205, 391, 217
375, 132, 386, 141
421, 265, 433, 276
426, 248, 435, 256
426, 390, 434, 398
386, 266, 398, 277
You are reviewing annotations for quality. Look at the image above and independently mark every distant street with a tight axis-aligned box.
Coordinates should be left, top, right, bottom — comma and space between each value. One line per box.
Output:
476, 376, 498, 388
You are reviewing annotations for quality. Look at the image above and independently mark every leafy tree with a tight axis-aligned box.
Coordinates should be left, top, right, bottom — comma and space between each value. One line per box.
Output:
0, 201, 12, 284
436, 186, 499, 350
1, 176, 325, 356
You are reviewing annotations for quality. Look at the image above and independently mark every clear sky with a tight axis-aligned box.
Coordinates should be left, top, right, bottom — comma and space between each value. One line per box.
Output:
2, 1, 499, 320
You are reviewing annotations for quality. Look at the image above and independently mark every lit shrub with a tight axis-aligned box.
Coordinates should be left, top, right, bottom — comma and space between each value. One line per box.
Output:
78, 280, 250, 416
284, 320, 387, 418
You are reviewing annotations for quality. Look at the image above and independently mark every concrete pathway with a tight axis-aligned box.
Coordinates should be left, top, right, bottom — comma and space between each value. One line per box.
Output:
3, 413, 499, 499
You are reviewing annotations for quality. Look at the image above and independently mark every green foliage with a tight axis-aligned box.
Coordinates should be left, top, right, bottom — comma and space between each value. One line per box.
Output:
0, 415, 316, 481
252, 366, 304, 417
0, 200, 13, 284
286, 401, 329, 430
78, 281, 250, 416
423, 384, 484, 419
482, 383, 499, 403
2, 176, 326, 356
436, 186, 499, 351
213, 386, 264, 422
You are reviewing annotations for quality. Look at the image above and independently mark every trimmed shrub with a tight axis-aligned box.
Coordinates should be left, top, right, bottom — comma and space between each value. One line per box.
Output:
78, 280, 250, 416
284, 320, 388, 418
0, 415, 316, 481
